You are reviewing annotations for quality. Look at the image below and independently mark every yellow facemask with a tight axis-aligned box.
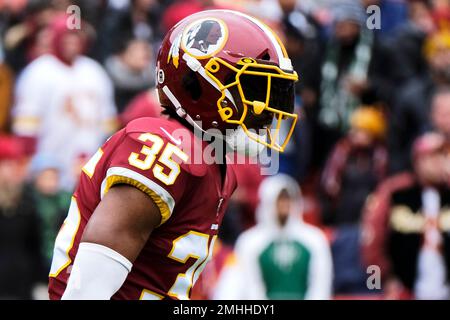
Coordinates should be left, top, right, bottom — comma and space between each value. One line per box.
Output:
204, 57, 299, 153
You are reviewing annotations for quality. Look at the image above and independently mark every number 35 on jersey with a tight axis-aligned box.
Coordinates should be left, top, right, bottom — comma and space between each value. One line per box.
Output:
128, 133, 189, 186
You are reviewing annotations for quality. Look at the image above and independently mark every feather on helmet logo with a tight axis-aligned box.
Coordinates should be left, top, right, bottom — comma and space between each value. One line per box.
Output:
181, 18, 228, 59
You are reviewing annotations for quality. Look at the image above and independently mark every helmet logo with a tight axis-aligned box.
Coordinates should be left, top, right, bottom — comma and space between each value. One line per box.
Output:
181, 18, 228, 59
167, 34, 182, 68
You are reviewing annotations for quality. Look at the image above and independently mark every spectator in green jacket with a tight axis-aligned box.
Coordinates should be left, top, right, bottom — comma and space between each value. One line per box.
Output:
28, 153, 71, 271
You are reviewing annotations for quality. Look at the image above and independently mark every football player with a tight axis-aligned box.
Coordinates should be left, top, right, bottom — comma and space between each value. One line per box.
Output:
48, 9, 298, 300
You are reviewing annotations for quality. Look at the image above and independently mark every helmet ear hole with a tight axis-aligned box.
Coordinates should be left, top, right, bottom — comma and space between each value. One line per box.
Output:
182, 70, 202, 101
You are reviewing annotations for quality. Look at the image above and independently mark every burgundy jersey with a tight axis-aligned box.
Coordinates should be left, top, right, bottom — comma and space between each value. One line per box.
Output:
48, 117, 237, 300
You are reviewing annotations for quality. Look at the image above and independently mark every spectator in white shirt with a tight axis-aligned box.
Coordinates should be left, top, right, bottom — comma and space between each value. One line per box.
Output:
12, 14, 117, 191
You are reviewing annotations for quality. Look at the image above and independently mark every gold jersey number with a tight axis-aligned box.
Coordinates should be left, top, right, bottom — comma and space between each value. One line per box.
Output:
128, 133, 188, 186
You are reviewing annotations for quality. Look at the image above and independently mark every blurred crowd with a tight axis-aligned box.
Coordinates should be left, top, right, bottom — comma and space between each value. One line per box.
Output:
1, 0, 450, 300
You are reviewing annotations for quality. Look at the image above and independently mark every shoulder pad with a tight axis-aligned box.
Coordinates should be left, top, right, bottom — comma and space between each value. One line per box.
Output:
125, 117, 208, 177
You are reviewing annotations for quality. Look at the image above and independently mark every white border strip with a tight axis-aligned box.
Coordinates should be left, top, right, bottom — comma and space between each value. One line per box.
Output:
100, 167, 176, 214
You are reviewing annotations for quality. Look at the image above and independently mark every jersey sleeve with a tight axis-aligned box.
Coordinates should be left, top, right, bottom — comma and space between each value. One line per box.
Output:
102, 131, 190, 226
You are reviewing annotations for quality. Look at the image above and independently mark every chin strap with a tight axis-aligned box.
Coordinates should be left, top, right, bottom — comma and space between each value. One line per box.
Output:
162, 85, 224, 141
162, 85, 188, 119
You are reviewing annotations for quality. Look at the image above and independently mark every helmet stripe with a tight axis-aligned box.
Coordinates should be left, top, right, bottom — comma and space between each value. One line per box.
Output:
222, 10, 292, 70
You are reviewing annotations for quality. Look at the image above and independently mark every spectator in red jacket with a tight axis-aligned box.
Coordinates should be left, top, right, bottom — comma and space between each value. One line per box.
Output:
362, 132, 450, 299
0, 135, 43, 299
321, 106, 387, 225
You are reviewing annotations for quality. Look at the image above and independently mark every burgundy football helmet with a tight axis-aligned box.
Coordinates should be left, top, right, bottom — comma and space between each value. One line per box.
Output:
156, 9, 298, 152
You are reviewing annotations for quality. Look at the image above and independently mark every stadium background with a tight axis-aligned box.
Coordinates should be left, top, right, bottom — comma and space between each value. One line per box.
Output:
1, 0, 450, 300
